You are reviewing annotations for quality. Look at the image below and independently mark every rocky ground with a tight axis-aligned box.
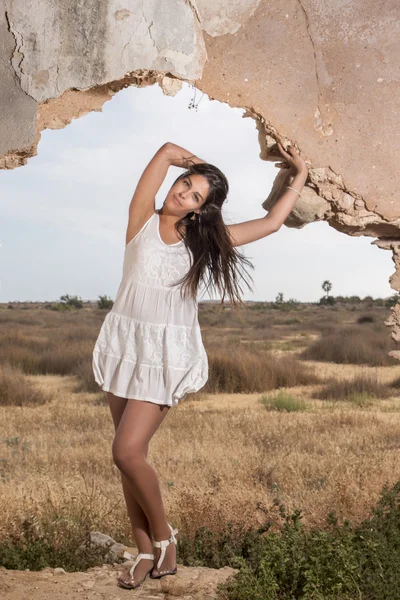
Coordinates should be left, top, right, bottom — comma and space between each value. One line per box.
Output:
0, 562, 237, 600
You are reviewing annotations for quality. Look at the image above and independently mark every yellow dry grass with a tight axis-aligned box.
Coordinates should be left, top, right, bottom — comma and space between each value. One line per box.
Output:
1, 364, 400, 545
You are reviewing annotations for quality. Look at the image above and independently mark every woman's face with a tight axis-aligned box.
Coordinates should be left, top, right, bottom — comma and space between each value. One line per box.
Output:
166, 174, 210, 215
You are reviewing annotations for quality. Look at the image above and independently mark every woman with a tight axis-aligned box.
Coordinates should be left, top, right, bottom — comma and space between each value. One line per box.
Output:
92, 140, 308, 590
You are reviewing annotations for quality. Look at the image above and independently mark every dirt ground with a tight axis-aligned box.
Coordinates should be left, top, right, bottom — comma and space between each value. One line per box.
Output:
0, 562, 236, 600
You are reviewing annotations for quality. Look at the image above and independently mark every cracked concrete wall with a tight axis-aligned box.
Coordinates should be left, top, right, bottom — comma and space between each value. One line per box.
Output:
1, 0, 400, 356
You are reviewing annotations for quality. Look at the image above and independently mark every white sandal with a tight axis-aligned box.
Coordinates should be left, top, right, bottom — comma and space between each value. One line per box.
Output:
150, 523, 179, 579
117, 551, 155, 589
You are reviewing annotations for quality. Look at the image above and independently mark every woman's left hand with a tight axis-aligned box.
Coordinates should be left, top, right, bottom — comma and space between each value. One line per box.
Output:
275, 141, 308, 174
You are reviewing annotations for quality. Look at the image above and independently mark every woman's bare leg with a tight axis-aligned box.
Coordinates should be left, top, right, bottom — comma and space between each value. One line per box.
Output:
107, 392, 176, 584
107, 393, 154, 560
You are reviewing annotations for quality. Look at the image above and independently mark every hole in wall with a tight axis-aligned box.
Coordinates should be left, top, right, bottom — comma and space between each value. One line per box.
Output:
0, 82, 393, 304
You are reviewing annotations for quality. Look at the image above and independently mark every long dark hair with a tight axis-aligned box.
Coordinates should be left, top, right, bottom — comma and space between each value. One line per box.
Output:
167, 163, 255, 309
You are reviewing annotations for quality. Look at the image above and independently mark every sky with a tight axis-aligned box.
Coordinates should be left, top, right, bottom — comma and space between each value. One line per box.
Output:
0, 82, 393, 303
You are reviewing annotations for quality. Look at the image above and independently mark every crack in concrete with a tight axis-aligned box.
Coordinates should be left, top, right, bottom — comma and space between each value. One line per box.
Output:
296, 0, 331, 136
140, 4, 156, 51
4, 8, 24, 78
55, 63, 61, 95
183, 0, 201, 23
147, 20, 155, 48
120, 18, 142, 64
4, 6, 38, 102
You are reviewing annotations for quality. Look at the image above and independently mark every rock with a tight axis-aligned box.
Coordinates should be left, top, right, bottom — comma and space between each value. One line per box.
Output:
159, 75, 183, 96
81, 580, 95, 589
78, 531, 128, 562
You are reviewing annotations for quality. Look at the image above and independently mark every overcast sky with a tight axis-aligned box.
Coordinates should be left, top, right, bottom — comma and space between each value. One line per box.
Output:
0, 82, 393, 303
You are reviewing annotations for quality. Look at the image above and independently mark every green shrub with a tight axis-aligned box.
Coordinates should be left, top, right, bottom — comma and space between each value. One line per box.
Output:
213, 481, 400, 600
97, 295, 113, 309
2, 479, 400, 599
50, 302, 73, 311
385, 294, 400, 307
0, 490, 129, 571
356, 480, 400, 599
348, 391, 375, 407
59, 294, 84, 309
260, 390, 309, 412
0, 516, 111, 571
319, 296, 336, 306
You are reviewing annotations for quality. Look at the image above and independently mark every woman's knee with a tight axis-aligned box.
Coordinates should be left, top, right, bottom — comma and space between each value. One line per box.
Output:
111, 438, 148, 472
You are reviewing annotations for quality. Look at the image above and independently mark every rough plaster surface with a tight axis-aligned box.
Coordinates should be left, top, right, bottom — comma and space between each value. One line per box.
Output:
195, 0, 263, 35
1, 0, 400, 353
4, 0, 206, 103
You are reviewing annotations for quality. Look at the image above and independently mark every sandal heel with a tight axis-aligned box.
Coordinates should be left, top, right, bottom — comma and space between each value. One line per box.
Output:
150, 523, 179, 579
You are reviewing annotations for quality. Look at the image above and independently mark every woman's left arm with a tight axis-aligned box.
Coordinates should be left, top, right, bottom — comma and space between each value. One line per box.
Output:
226, 142, 309, 247
264, 141, 309, 230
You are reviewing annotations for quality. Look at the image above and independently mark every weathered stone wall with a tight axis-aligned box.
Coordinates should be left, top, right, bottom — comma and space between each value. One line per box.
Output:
1, 0, 399, 355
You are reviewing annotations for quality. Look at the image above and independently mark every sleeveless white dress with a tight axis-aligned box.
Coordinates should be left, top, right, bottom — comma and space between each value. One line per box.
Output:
92, 210, 208, 407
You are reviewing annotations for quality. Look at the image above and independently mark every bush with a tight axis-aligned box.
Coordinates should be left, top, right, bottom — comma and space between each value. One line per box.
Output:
319, 296, 336, 306
72, 360, 101, 394
50, 302, 73, 311
357, 314, 376, 324
205, 346, 318, 394
385, 294, 400, 308
356, 480, 400, 598
312, 373, 392, 402
0, 516, 112, 572
260, 390, 309, 412
0, 484, 129, 571
212, 481, 400, 600
59, 294, 84, 309
300, 325, 398, 366
0, 364, 50, 406
97, 295, 113, 309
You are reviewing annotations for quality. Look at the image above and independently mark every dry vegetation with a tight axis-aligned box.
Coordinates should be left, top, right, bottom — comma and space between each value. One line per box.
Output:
1, 301, 400, 553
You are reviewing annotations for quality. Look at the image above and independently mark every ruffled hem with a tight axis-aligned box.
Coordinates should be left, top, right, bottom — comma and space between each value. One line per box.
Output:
94, 311, 205, 370
92, 349, 208, 407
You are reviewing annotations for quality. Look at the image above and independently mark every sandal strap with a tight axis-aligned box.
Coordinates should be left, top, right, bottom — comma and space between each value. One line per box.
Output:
128, 552, 155, 578
153, 525, 179, 571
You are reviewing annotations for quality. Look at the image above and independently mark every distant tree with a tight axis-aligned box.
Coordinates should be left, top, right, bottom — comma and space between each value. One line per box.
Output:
319, 295, 336, 306
287, 298, 299, 307
59, 294, 83, 309
97, 295, 114, 309
386, 293, 400, 307
275, 292, 284, 304
322, 280, 332, 299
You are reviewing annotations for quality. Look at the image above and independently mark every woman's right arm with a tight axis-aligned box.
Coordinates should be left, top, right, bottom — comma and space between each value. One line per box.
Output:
128, 142, 205, 217
164, 142, 207, 168
125, 143, 205, 246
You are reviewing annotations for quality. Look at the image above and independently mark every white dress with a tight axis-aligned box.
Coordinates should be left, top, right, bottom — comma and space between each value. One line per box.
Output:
92, 210, 208, 407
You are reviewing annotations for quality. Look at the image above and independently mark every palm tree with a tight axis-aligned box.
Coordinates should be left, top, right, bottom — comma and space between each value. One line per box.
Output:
322, 280, 332, 299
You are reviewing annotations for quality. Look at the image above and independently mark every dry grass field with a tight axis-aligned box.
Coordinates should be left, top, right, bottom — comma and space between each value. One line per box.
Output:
1, 300, 400, 555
